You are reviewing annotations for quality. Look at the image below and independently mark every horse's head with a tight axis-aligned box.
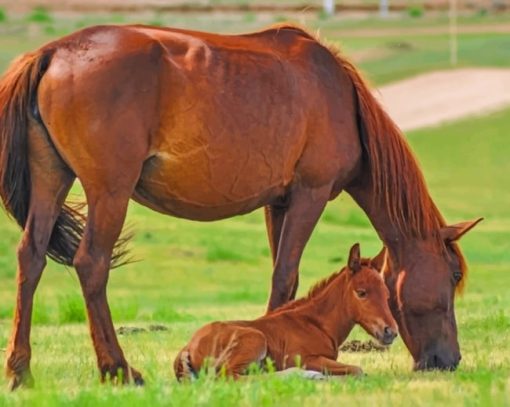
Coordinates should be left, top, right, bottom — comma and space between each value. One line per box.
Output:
383, 218, 482, 371
344, 243, 398, 346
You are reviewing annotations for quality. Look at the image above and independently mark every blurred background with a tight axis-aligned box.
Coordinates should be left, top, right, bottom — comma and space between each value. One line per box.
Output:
0, 0, 509, 402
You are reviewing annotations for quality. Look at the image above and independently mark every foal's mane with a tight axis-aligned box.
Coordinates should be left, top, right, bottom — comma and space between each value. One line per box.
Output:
269, 259, 374, 315
269, 24, 467, 290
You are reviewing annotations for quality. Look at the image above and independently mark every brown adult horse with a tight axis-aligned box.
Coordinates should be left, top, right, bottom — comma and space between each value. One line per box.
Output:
0, 23, 481, 388
174, 243, 398, 380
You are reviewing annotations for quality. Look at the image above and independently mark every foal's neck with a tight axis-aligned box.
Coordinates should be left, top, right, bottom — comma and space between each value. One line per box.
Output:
303, 272, 356, 348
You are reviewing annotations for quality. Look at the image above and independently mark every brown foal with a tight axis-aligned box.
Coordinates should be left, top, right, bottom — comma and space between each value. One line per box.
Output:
174, 244, 398, 380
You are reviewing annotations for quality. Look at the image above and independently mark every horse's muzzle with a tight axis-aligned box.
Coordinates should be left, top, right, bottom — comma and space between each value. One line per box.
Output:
414, 351, 461, 371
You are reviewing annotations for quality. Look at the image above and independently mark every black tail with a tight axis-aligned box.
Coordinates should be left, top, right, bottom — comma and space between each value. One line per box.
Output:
0, 49, 130, 267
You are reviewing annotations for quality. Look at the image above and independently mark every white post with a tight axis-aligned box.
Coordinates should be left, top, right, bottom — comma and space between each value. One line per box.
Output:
449, 0, 458, 65
380, 0, 389, 18
324, 0, 335, 15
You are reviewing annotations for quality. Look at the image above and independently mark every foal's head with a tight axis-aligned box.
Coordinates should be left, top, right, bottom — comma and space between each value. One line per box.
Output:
344, 243, 398, 345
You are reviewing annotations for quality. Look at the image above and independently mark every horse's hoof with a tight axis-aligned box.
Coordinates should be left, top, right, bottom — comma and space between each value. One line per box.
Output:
101, 365, 145, 386
7, 370, 34, 391
130, 367, 145, 386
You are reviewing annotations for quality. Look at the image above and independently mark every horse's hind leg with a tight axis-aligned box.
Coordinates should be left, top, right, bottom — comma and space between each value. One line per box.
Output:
5, 124, 74, 390
73, 177, 143, 385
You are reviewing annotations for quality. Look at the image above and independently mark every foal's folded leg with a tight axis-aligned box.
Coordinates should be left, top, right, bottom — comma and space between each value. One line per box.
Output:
218, 327, 268, 379
303, 356, 364, 376
274, 368, 328, 380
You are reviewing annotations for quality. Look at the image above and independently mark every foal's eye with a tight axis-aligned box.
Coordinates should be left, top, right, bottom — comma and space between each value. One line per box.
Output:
356, 289, 367, 299
453, 271, 463, 284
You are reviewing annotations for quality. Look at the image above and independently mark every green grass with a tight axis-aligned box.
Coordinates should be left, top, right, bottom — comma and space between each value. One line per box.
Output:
344, 32, 510, 84
26, 7, 53, 24
0, 8, 7, 24
0, 11, 509, 407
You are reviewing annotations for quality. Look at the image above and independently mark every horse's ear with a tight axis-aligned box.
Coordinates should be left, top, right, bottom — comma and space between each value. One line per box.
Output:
348, 243, 361, 274
440, 218, 483, 243
371, 247, 387, 271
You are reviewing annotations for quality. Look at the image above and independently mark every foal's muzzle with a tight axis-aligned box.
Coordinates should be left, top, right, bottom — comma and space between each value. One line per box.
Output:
377, 326, 398, 346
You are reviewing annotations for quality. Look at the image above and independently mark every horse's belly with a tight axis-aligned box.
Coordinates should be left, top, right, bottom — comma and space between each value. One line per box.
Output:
133, 151, 290, 220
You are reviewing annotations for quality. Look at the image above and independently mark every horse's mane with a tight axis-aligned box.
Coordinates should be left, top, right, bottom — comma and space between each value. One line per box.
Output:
269, 258, 374, 315
269, 24, 467, 290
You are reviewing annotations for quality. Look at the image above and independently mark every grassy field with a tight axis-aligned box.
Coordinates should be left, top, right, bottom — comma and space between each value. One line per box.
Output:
0, 10, 509, 406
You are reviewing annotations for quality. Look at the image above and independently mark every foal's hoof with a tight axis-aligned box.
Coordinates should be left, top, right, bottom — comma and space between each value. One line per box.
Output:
7, 370, 34, 391
351, 366, 364, 376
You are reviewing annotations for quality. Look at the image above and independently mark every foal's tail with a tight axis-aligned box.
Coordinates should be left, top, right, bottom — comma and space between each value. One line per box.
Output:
174, 349, 198, 381
174, 335, 239, 381
0, 49, 128, 267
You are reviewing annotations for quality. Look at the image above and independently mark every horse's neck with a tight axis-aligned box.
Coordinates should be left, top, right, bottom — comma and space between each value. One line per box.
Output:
347, 183, 411, 266
299, 273, 356, 348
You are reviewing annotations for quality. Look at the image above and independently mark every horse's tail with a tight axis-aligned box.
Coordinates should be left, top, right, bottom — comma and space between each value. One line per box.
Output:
174, 349, 197, 382
337, 54, 444, 238
0, 49, 129, 267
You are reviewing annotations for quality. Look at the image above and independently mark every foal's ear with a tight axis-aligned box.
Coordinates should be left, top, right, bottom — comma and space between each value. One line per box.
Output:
440, 218, 483, 243
348, 243, 361, 274
371, 247, 387, 271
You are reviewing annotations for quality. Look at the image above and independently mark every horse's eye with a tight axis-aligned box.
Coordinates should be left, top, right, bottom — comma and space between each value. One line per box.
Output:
453, 271, 463, 283
356, 289, 367, 299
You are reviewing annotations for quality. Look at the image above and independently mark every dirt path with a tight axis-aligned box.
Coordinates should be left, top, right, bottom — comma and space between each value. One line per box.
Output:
376, 68, 510, 131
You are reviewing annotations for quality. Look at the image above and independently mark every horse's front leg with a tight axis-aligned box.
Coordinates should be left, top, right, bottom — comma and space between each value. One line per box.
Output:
266, 184, 331, 312
73, 189, 143, 385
